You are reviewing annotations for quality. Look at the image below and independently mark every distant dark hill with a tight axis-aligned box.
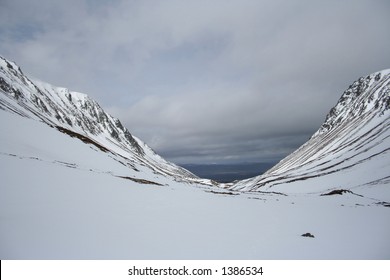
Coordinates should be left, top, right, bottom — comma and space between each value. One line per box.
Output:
181, 162, 276, 183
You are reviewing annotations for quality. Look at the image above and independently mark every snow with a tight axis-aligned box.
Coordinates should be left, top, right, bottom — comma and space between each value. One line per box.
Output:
0, 55, 200, 182
1, 56, 389, 259
229, 70, 390, 195
1, 110, 389, 259
0, 57, 20, 73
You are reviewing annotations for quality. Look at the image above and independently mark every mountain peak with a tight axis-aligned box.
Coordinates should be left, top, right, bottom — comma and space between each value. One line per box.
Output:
228, 69, 390, 193
313, 69, 390, 138
0, 55, 200, 182
0, 56, 23, 76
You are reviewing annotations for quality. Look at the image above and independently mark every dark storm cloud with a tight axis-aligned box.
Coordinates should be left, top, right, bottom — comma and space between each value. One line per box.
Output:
1, 0, 390, 164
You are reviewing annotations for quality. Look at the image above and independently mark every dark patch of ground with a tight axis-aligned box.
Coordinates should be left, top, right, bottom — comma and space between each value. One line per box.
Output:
301, 232, 315, 238
320, 189, 365, 198
116, 175, 164, 186
206, 190, 239, 196
321, 189, 353, 196
55, 126, 110, 153
376, 201, 390, 208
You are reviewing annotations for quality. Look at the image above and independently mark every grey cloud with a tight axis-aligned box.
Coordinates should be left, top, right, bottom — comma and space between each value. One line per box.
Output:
1, 0, 390, 164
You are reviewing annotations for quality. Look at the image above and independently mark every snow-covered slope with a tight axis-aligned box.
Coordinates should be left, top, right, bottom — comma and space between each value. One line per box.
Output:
1, 56, 389, 259
228, 70, 390, 198
0, 56, 201, 183
1, 109, 389, 259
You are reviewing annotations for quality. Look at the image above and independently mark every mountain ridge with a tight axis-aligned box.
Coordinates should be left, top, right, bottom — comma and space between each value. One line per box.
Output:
1, 55, 389, 195
227, 69, 390, 194
1, 55, 390, 259
0, 55, 203, 184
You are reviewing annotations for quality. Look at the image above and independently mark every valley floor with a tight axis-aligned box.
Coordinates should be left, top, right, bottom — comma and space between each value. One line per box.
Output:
1, 154, 389, 259
1, 110, 389, 259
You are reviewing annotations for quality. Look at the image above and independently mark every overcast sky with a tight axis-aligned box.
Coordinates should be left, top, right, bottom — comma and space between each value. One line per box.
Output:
1, 0, 389, 164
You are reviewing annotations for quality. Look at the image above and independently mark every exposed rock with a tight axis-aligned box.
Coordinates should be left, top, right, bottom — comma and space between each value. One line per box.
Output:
301, 232, 315, 238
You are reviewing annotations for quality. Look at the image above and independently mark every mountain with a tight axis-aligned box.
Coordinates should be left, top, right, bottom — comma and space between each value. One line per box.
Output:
0, 55, 209, 186
2, 54, 388, 193
1, 56, 389, 259
182, 162, 276, 183
227, 69, 390, 199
